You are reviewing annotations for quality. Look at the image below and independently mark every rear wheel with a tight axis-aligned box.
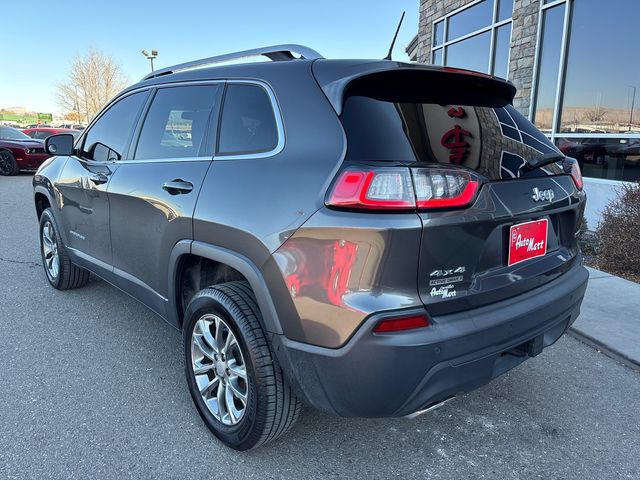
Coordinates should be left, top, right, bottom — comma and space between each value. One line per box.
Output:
183, 281, 301, 450
0, 150, 19, 176
39, 208, 90, 290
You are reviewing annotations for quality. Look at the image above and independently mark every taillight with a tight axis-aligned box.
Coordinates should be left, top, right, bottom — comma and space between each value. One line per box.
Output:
326, 166, 481, 211
373, 314, 430, 333
563, 157, 583, 191
327, 168, 415, 210
412, 168, 480, 209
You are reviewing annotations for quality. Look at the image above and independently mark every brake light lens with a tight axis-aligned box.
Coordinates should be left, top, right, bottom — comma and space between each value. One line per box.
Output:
412, 168, 480, 209
563, 157, 583, 191
373, 314, 430, 333
327, 167, 481, 211
327, 168, 415, 210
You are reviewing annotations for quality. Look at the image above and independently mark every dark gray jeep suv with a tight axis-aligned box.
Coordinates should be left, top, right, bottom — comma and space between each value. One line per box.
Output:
33, 45, 589, 450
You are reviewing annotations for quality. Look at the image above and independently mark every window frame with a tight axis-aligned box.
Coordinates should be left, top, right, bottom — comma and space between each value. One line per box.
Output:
76, 89, 150, 164
430, 0, 514, 78
127, 82, 224, 162
214, 80, 285, 160
530, 0, 640, 141
77, 79, 285, 166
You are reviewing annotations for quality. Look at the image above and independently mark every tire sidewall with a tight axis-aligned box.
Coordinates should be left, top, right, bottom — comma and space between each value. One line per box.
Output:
39, 208, 63, 288
183, 292, 262, 450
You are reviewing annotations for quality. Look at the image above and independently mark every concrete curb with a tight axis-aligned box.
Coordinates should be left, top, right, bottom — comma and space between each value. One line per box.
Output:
567, 328, 640, 372
568, 267, 640, 372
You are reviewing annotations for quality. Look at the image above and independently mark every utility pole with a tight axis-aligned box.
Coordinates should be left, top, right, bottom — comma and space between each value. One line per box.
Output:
142, 49, 158, 72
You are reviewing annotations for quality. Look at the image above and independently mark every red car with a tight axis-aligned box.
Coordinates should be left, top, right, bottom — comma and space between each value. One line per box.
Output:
22, 127, 81, 141
0, 126, 50, 175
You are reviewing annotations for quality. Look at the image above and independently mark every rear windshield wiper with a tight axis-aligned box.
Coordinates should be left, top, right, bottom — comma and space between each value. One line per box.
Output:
519, 152, 566, 175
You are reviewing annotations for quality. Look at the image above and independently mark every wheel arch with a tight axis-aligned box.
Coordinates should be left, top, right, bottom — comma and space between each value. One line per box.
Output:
168, 240, 283, 335
34, 188, 52, 219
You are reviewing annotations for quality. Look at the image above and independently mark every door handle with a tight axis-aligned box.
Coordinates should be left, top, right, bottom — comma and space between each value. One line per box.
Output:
162, 179, 194, 194
89, 173, 109, 185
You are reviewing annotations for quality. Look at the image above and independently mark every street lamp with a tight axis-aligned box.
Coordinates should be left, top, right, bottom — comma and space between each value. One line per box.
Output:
142, 49, 158, 72
629, 85, 637, 132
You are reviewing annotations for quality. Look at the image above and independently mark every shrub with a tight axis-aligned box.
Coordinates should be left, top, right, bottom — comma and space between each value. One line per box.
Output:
596, 181, 640, 276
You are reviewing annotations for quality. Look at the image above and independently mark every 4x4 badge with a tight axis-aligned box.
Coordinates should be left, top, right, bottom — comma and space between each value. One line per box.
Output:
430, 267, 466, 277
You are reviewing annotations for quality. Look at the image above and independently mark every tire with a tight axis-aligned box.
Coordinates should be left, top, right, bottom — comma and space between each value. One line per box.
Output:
183, 281, 301, 450
39, 208, 90, 290
0, 149, 19, 176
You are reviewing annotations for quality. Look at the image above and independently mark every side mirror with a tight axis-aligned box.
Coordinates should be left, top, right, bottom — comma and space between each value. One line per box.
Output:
45, 133, 75, 156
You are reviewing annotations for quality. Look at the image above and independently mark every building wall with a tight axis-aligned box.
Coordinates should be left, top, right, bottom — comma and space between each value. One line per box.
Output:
415, 0, 630, 228
508, 0, 540, 117
417, 0, 541, 117
417, 0, 478, 65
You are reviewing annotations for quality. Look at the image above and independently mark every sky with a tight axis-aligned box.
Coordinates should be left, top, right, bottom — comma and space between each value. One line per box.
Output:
0, 0, 419, 115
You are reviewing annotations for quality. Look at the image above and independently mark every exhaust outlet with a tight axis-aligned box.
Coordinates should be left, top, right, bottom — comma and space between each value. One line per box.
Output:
405, 396, 456, 419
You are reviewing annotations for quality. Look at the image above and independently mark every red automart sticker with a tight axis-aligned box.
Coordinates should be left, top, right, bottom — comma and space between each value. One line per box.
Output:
508, 219, 548, 266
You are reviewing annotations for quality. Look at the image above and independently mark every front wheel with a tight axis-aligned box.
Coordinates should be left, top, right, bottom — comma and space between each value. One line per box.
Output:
39, 208, 90, 290
183, 281, 301, 450
0, 150, 19, 176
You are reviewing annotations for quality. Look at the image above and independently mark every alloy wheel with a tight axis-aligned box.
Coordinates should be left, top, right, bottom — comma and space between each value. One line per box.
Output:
41, 220, 60, 280
0, 151, 12, 175
191, 314, 248, 426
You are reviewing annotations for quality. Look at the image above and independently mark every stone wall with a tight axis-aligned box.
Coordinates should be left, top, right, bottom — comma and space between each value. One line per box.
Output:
509, 0, 541, 117
417, 0, 542, 117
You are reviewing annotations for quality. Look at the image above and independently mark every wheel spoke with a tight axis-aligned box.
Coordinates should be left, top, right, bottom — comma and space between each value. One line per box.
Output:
217, 378, 227, 418
192, 333, 216, 361
193, 361, 214, 375
227, 377, 247, 404
51, 255, 59, 278
227, 359, 246, 380
199, 320, 220, 354
197, 375, 219, 396
223, 329, 233, 355
214, 316, 226, 353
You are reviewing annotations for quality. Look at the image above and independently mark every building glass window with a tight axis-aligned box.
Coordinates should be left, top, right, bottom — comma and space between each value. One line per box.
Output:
556, 137, 640, 182
432, 48, 443, 66
431, 0, 512, 77
497, 0, 514, 22
531, 4, 564, 133
446, 0, 494, 41
433, 20, 444, 47
446, 31, 491, 73
559, 0, 640, 134
492, 23, 511, 79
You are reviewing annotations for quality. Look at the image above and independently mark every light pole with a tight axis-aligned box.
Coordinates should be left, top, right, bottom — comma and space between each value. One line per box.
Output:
629, 85, 637, 132
142, 49, 158, 72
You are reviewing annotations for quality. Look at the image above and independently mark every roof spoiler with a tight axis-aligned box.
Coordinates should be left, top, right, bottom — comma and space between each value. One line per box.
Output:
312, 61, 517, 115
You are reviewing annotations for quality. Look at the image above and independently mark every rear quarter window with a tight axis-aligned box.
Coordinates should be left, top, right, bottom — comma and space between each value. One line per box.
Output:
217, 84, 278, 156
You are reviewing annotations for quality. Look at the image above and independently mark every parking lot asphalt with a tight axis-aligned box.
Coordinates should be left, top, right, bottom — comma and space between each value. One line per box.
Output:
1, 174, 639, 480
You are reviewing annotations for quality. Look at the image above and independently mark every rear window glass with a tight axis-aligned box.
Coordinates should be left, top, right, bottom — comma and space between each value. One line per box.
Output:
218, 84, 278, 155
341, 96, 560, 180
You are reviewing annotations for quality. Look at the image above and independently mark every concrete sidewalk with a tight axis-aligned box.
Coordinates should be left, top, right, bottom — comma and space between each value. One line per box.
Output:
569, 267, 640, 370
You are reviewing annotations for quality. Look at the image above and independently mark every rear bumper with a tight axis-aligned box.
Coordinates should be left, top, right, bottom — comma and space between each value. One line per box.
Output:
271, 261, 589, 417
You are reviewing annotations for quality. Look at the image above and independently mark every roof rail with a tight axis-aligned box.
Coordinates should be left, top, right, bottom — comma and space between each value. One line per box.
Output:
142, 44, 324, 80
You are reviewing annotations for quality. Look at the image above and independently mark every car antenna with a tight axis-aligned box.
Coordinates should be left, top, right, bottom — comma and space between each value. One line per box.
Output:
384, 11, 406, 60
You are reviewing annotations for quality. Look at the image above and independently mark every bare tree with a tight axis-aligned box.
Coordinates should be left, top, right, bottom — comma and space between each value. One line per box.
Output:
56, 48, 128, 122
583, 106, 607, 125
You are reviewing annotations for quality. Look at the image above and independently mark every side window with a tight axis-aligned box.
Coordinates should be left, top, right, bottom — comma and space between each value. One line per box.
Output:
218, 84, 278, 155
134, 85, 219, 160
81, 91, 146, 162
